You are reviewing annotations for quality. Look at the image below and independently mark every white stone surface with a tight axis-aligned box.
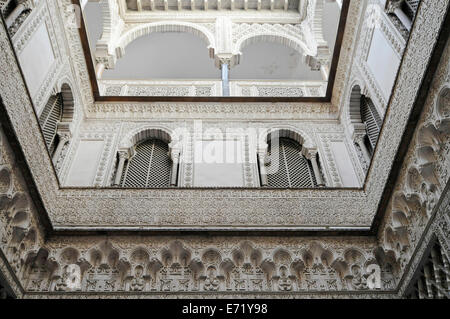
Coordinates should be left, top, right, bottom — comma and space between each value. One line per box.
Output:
367, 28, 401, 100
18, 22, 54, 97
66, 139, 105, 186
330, 141, 360, 187
193, 139, 245, 187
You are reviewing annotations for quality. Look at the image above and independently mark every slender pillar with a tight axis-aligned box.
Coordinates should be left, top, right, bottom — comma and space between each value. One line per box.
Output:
170, 151, 180, 186
320, 64, 330, 81
136, 0, 143, 11
386, 0, 413, 31
80, 0, 89, 10
355, 136, 371, 164
95, 62, 105, 79
52, 133, 71, 165
393, 7, 412, 30
309, 152, 325, 187
221, 62, 230, 96
5, 4, 26, 28
114, 151, 128, 186
258, 152, 268, 186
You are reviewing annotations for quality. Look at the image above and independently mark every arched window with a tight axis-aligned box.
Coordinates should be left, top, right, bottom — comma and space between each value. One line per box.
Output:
360, 96, 382, 154
39, 84, 74, 170
119, 138, 172, 188
265, 137, 318, 188
39, 93, 63, 155
349, 85, 382, 168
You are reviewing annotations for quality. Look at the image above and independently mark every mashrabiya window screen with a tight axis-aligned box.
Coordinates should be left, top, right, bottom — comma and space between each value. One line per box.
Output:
403, 0, 420, 21
39, 94, 62, 155
361, 97, 382, 150
119, 138, 172, 188
266, 138, 317, 188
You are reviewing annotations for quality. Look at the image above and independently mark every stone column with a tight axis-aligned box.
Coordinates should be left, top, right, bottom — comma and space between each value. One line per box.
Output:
257, 151, 268, 187
306, 150, 325, 187
221, 61, 230, 96
386, 0, 412, 31
320, 64, 330, 81
52, 131, 71, 165
5, 3, 26, 28
113, 150, 129, 186
214, 16, 234, 96
354, 135, 371, 164
136, 0, 143, 11
170, 149, 181, 187
95, 62, 106, 79
80, 0, 89, 10
306, 46, 331, 82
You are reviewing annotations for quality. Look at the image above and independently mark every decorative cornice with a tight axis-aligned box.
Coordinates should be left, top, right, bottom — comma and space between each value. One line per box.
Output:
0, 0, 450, 297
0, 0, 448, 231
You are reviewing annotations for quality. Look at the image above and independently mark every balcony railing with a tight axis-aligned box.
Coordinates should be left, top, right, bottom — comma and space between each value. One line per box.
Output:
99, 79, 327, 98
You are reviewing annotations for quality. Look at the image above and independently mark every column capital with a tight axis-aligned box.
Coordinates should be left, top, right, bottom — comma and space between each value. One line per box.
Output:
214, 53, 235, 69
303, 148, 318, 160
114, 149, 130, 186
353, 133, 367, 146
95, 53, 117, 70
118, 148, 132, 160
257, 147, 267, 156
219, 57, 232, 69
257, 147, 270, 165
58, 133, 71, 144
257, 140, 269, 155
118, 151, 129, 160
56, 123, 72, 142
350, 123, 367, 143
306, 148, 325, 187
385, 0, 404, 14
170, 148, 181, 161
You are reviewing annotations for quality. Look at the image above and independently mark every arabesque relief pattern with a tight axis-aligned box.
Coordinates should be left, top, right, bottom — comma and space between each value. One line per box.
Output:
0, 0, 449, 298
0, 133, 399, 295
0, 33, 449, 297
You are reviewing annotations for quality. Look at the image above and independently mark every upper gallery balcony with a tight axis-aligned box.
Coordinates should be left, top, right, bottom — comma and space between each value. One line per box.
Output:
80, 0, 343, 98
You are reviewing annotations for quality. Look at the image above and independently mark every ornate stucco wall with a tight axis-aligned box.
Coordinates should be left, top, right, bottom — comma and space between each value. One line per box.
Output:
0, 0, 448, 298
